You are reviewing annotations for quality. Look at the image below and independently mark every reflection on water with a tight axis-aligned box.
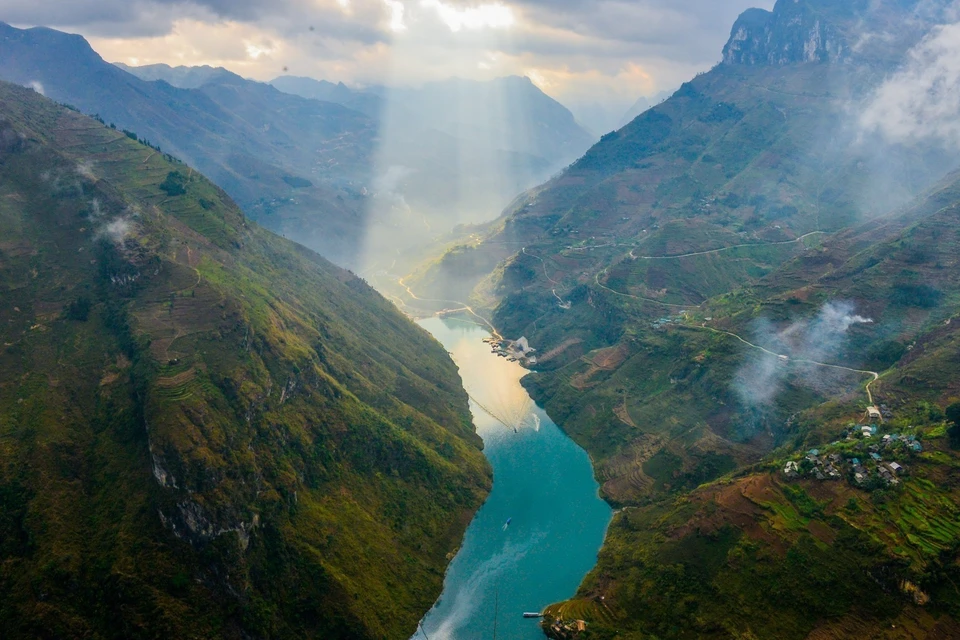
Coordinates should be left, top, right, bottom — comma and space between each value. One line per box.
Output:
413, 318, 612, 640
453, 336, 536, 435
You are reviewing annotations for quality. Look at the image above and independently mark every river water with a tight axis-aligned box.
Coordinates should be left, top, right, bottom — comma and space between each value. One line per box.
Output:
412, 318, 612, 640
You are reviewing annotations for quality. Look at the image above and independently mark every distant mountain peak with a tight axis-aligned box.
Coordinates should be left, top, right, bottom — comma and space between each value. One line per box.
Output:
114, 62, 240, 89
721, 0, 935, 67
722, 1, 849, 66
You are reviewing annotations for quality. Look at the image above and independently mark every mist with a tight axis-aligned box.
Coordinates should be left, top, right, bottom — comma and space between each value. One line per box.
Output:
861, 20, 960, 147
735, 302, 873, 409
356, 73, 594, 273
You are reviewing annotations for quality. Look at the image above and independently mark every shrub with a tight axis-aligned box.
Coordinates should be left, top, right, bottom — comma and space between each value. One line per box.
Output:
947, 403, 960, 450
892, 283, 943, 308
699, 102, 744, 124
160, 171, 187, 197
64, 296, 91, 322
721, 192, 742, 209
864, 340, 907, 370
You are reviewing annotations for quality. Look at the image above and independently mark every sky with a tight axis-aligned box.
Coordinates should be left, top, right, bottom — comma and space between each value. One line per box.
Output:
1, 0, 775, 122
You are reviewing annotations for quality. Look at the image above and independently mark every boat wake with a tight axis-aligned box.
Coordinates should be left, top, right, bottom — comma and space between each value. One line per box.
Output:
412, 532, 545, 640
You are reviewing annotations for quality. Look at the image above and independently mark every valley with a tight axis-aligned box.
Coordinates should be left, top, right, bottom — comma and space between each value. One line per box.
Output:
4, 0, 960, 638
411, 318, 610, 640
399, 1, 960, 637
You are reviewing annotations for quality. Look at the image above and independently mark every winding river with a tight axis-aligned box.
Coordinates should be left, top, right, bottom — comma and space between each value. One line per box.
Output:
413, 318, 612, 640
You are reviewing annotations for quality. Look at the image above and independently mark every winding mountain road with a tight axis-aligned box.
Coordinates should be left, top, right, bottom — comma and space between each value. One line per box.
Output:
594, 267, 698, 309
587, 231, 826, 309
628, 231, 825, 261
696, 325, 881, 405
397, 277, 503, 340
522, 246, 559, 285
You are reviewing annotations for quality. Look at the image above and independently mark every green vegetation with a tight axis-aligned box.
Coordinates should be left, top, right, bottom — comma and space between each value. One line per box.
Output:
159, 170, 188, 196
399, 3, 960, 637
947, 403, 960, 450
0, 81, 490, 639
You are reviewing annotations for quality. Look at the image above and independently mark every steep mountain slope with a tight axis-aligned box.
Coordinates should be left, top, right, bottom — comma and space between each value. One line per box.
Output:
391, 76, 594, 165
414, 0, 959, 310
271, 74, 594, 167
405, 0, 960, 392
0, 22, 377, 265
542, 154, 960, 640
269, 74, 596, 259
269, 75, 383, 118
0, 81, 490, 639
0, 22, 595, 267
616, 89, 674, 131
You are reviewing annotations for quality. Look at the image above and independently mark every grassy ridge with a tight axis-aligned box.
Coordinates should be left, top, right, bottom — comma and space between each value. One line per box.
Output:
0, 81, 490, 639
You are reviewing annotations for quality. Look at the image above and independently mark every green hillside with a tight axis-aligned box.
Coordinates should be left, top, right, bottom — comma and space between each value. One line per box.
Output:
534, 169, 960, 637
0, 81, 490, 639
400, 0, 960, 501
390, 1, 960, 637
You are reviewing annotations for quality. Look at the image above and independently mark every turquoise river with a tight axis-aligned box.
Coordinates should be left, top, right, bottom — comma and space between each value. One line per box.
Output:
413, 318, 612, 640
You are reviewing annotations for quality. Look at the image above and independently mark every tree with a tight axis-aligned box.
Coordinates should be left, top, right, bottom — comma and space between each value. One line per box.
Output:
159, 171, 187, 197
946, 402, 960, 450
64, 296, 91, 322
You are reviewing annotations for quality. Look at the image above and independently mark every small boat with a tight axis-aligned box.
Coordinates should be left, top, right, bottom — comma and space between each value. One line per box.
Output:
523, 612, 544, 619
502, 517, 512, 531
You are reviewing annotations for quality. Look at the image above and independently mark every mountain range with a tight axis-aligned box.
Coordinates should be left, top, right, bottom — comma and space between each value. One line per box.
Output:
0, 24, 595, 266
6, 0, 960, 637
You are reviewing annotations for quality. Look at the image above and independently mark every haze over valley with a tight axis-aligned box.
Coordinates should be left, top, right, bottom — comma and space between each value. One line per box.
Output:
4, 1, 960, 639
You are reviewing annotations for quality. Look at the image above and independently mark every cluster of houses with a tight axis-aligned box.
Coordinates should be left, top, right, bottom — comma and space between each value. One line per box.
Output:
485, 336, 538, 365
546, 618, 588, 639
783, 422, 924, 489
651, 313, 687, 329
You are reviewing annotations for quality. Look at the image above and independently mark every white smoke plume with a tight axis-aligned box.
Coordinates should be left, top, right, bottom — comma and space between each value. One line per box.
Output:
76, 160, 97, 181
98, 217, 134, 243
28, 81, 44, 96
89, 198, 103, 218
735, 302, 873, 408
861, 21, 960, 146
375, 164, 415, 195
93, 204, 140, 244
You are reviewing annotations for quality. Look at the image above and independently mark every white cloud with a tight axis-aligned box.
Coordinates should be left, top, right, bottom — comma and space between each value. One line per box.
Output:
383, 0, 406, 32
245, 41, 275, 59
861, 22, 960, 146
420, 0, 514, 32
11, 0, 772, 105
735, 302, 872, 409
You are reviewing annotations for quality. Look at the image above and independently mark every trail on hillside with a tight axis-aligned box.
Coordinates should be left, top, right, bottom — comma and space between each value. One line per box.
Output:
628, 231, 824, 261
396, 277, 503, 340
594, 267, 697, 309
522, 247, 559, 284
696, 325, 881, 404
589, 232, 824, 309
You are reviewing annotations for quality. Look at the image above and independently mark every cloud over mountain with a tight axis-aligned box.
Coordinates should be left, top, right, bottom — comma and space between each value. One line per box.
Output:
1, 0, 772, 110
